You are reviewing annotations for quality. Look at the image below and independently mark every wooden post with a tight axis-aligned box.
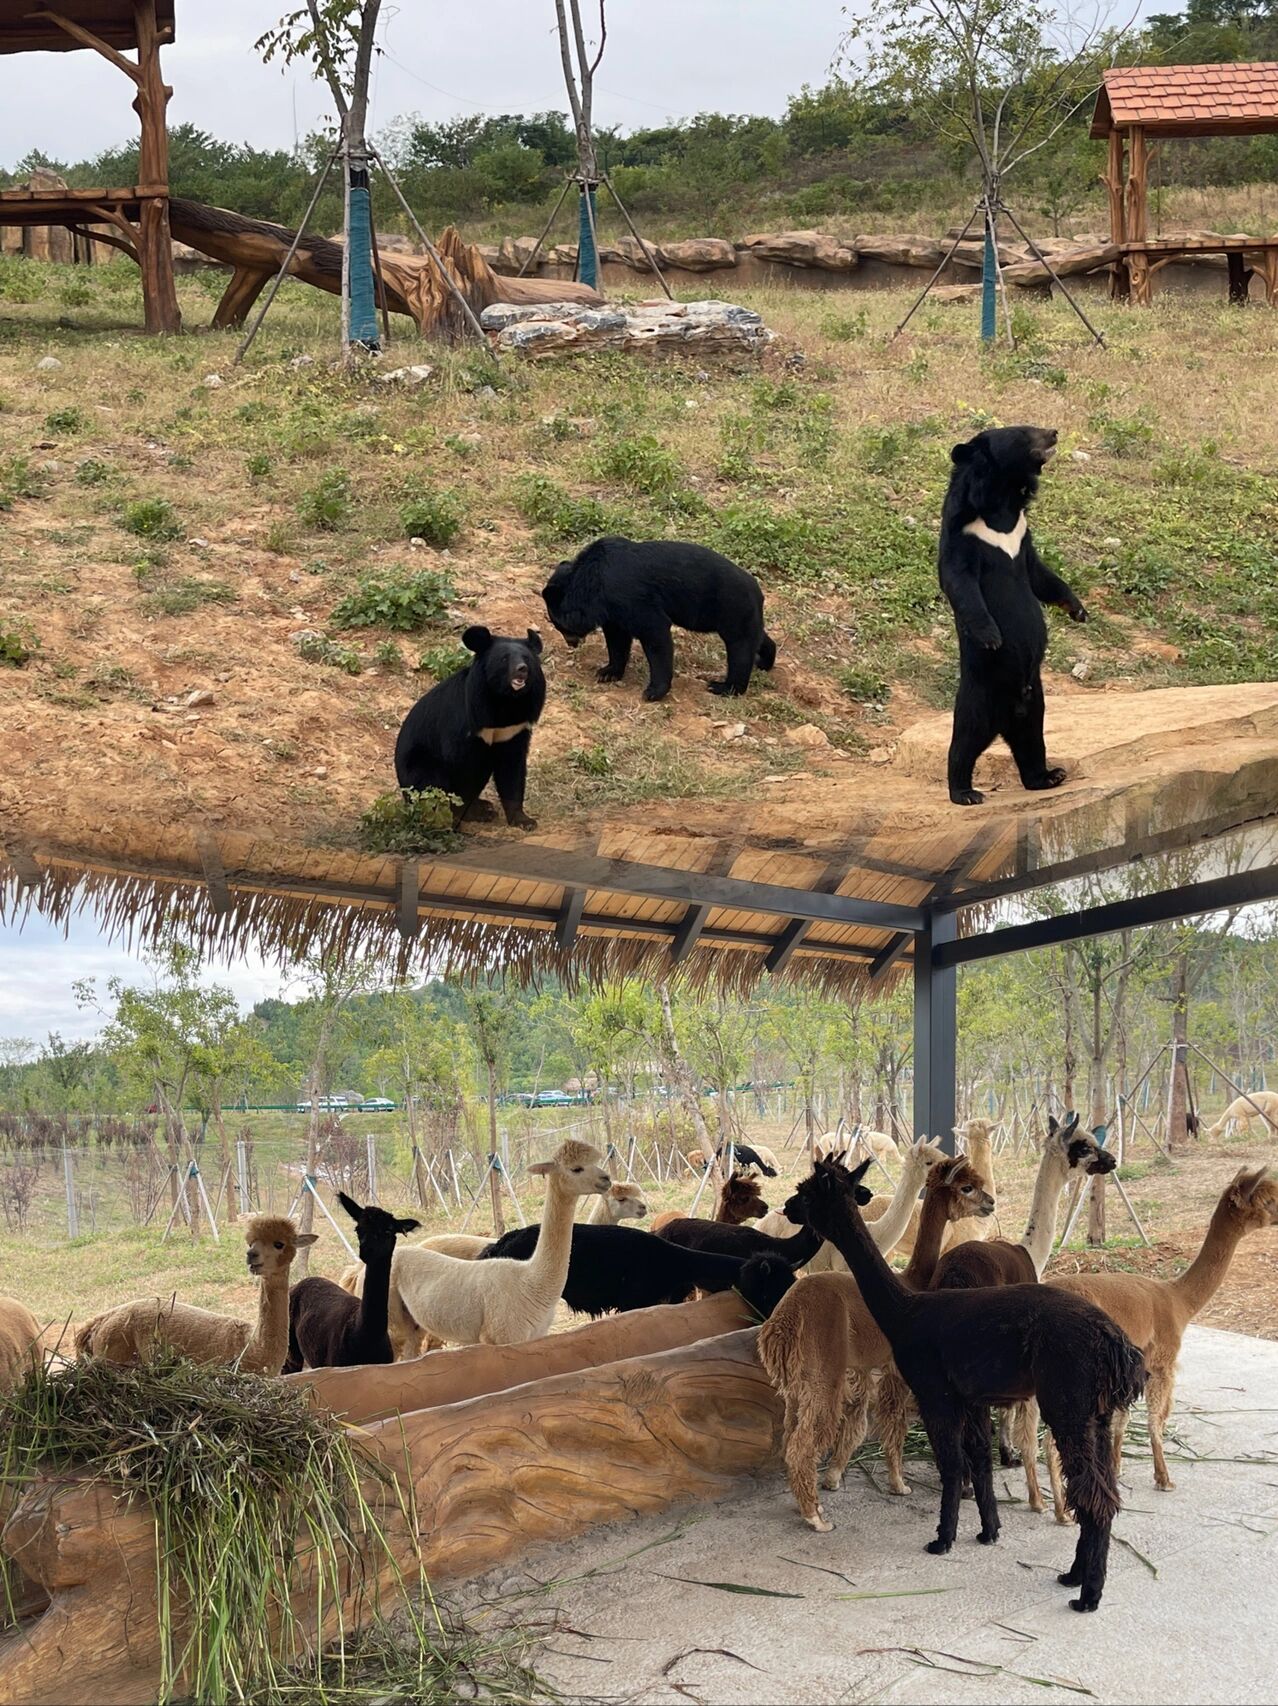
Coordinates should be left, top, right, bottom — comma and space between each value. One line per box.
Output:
132, 1, 180, 333
1105, 128, 1129, 302
1126, 126, 1152, 307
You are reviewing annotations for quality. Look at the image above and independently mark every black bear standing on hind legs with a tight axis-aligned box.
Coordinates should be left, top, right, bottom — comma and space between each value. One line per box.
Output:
541, 536, 778, 702
394, 626, 546, 830
938, 425, 1088, 806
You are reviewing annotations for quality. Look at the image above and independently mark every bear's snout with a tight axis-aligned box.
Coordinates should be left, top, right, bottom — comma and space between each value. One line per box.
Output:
510, 662, 529, 689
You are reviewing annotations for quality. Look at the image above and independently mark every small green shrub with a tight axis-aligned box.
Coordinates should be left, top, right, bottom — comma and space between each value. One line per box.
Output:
0, 456, 44, 511
594, 434, 689, 502
417, 641, 469, 679
120, 497, 182, 541
330, 567, 456, 632
43, 405, 86, 436
1090, 410, 1153, 459
58, 280, 92, 308
0, 626, 35, 667
74, 458, 114, 486
513, 473, 611, 540
294, 630, 362, 674
838, 664, 891, 704
821, 309, 868, 342
570, 743, 613, 777
372, 639, 405, 671
246, 452, 273, 482
399, 485, 464, 548
358, 788, 460, 855
297, 470, 355, 531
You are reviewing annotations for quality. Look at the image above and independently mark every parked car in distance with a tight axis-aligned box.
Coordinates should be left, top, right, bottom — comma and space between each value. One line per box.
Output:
294, 1095, 351, 1113
359, 1097, 397, 1113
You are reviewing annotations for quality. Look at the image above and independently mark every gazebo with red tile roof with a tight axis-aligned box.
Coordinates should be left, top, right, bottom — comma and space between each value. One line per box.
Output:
1091, 63, 1278, 306
0, 3, 180, 332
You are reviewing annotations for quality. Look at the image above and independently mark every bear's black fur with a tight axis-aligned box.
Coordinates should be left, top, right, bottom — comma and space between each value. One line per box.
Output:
541, 535, 777, 702
938, 425, 1087, 806
393, 626, 546, 829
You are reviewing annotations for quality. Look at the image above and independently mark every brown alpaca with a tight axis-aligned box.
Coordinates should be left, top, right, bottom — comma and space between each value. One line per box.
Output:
74, 1216, 315, 1374
943, 1118, 998, 1249
756, 1155, 994, 1531
651, 1169, 767, 1235
1041, 1165, 1278, 1518
0, 1295, 43, 1393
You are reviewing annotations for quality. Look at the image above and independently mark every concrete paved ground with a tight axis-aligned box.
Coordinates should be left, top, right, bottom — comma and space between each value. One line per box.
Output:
464, 1325, 1278, 1704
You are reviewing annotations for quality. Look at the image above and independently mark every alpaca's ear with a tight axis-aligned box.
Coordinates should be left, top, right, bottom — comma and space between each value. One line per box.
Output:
296, 1232, 319, 1247
1063, 1111, 1080, 1134
1047, 1115, 1060, 1136
943, 1158, 968, 1185
1239, 1166, 1268, 1201
527, 1159, 554, 1176
337, 1192, 362, 1221
848, 1156, 873, 1188
394, 1216, 422, 1234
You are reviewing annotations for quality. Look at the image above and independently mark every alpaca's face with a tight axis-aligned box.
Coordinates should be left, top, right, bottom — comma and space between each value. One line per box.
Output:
1232, 1169, 1278, 1231
783, 1161, 873, 1226
610, 1187, 647, 1221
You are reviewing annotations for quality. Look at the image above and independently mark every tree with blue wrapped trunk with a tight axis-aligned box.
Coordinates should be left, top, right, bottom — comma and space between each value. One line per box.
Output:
839, 0, 1118, 347
554, 0, 605, 289
258, 1, 384, 356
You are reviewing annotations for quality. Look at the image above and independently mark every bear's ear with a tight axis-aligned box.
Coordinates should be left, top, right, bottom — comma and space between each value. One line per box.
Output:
462, 625, 493, 654
525, 628, 543, 654
950, 440, 975, 465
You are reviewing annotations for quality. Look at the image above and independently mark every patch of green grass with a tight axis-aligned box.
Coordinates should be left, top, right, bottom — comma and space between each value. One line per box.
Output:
821, 308, 869, 342
1090, 409, 1154, 459
297, 470, 355, 532
0, 455, 44, 511
43, 405, 87, 436
399, 484, 464, 548
512, 473, 613, 542
120, 497, 182, 542
417, 641, 469, 679
74, 458, 115, 487
594, 433, 699, 511
329, 567, 456, 633
358, 788, 460, 854
245, 452, 273, 482
838, 663, 891, 704
372, 639, 406, 672
545, 728, 738, 810
294, 630, 362, 674
140, 576, 236, 618
0, 626, 36, 668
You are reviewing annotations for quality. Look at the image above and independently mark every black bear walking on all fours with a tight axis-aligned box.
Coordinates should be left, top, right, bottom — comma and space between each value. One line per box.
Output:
938, 425, 1088, 806
541, 536, 778, 702
394, 626, 546, 830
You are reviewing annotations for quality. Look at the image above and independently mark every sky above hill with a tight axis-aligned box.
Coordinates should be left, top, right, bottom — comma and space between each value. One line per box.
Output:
1, 1, 845, 166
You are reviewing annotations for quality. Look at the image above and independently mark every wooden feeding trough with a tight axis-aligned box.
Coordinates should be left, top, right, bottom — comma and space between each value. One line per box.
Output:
0, 1294, 780, 1706
0, 2, 181, 332
1092, 62, 1278, 306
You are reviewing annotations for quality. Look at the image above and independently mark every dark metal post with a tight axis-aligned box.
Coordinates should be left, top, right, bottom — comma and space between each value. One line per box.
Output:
914, 909, 957, 1151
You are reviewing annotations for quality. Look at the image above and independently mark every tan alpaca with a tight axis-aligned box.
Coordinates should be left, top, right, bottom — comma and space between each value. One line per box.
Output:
814, 1128, 900, 1166
1040, 1165, 1278, 1519
387, 1139, 609, 1349
1207, 1090, 1278, 1137
0, 1295, 43, 1393
756, 1155, 994, 1531
585, 1180, 648, 1224
942, 1118, 998, 1250
74, 1216, 315, 1374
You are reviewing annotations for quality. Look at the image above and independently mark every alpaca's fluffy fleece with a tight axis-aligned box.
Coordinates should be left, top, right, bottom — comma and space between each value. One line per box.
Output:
0, 1295, 43, 1392
1207, 1089, 1278, 1136
815, 1128, 900, 1166
74, 1214, 312, 1374
388, 1139, 610, 1349
585, 1181, 648, 1224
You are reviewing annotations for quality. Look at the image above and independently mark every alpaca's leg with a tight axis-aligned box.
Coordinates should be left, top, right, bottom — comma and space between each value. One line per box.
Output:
822, 1373, 869, 1492
1055, 1413, 1120, 1611
1146, 1368, 1177, 1491
997, 1406, 1021, 1467
921, 1401, 965, 1554
962, 1404, 1001, 1545
783, 1392, 835, 1532
1045, 1427, 1070, 1524
1015, 1400, 1044, 1514
875, 1368, 914, 1495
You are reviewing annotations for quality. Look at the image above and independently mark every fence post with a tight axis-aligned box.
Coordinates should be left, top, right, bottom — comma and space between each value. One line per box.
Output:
236, 1139, 251, 1214
366, 1131, 379, 1202
63, 1146, 78, 1240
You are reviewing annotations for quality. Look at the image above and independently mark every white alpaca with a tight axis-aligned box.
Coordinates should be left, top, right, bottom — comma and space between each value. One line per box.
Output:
1207, 1090, 1278, 1137
815, 1127, 900, 1167
0, 1295, 43, 1393
585, 1180, 648, 1223
74, 1216, 315, 1375
942, 1118, 998, 1250
387, 1139, 609, 1349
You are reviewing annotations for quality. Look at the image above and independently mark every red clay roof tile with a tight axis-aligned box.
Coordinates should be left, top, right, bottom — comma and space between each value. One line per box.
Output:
1092, 62, 1278, 134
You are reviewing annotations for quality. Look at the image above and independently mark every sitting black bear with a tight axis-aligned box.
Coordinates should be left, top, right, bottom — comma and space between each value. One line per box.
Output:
393, 626, 545, 829
938, 425, 1087, 806
541, 535, 777, 702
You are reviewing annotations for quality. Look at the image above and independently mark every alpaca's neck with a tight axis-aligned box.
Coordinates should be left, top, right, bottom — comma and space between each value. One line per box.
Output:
902, 1186, 953, 1287
246, 1268, 291, 1368
1169, 1196, 1248, 1320
1018, 1149, 1072, 1277
968, 1133, 994, 1196
868, 1152, 927, 1253
357, 1245, 394, 1345
584, 1194, 611, 1225
782, 1222, 825, 1265
816, 1197, 910, 1342
525, 1182, 579, 1308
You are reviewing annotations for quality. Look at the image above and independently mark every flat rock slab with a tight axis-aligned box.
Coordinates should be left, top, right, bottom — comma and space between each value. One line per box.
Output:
480, 298, 773, 358
474, 1324, 1278, 1705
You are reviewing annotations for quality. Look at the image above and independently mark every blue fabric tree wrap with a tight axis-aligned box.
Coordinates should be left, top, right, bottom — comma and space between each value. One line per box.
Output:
577, 184, 599, 289
347, 174, 380, 349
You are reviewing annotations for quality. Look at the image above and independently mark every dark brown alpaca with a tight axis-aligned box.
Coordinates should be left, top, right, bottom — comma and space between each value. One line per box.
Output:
651, 1169, 768, 1236
790, 1158, 1146, 1612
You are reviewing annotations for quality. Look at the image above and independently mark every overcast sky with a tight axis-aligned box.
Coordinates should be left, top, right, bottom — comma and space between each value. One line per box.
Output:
1, 2, 846, 167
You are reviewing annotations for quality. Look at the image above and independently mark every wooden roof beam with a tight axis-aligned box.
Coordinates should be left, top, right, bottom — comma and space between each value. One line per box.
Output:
765, 918, 809, 974
669, 904, 709, 964
555, 887, 586, 952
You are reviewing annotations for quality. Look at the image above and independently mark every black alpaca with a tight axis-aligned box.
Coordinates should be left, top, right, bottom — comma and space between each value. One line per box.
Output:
479, 1222, 785, 1317
656, 1171, 870, 1264
789, 1159, 1145, 1611
284, 1192, 420, 1371
715, 1141, 777, 1177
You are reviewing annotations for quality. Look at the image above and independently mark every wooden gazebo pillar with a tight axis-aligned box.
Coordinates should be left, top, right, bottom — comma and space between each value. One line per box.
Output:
34, 2, 180, 333
1125, 124, 1151, 307
1104, 127, 1129, 301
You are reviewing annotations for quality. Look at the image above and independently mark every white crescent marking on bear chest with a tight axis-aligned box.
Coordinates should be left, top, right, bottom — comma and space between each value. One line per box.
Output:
477, 722, 533, 746
963, 513, 1027, 559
